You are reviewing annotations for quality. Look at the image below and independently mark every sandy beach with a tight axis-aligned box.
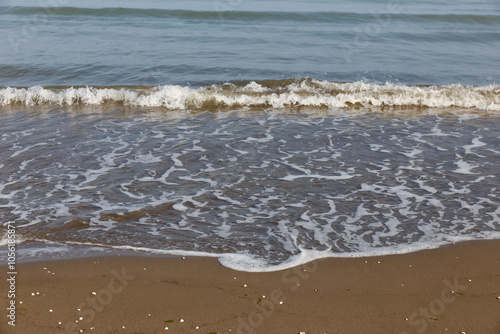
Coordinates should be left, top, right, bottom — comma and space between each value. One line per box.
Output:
1, 240, 500, 334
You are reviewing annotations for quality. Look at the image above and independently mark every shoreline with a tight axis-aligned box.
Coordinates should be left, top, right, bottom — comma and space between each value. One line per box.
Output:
1, 240, 500, 333
5, 236, 500, 270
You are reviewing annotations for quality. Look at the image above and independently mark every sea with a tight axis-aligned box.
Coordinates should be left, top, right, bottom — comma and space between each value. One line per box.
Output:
0, 0, 499, 272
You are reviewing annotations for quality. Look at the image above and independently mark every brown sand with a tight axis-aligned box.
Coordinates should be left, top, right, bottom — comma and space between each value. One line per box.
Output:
1, 240, 500, 334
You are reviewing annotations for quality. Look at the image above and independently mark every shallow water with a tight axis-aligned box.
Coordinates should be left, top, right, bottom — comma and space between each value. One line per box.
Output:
1, 0, 500, 86
1, 105, 499, 270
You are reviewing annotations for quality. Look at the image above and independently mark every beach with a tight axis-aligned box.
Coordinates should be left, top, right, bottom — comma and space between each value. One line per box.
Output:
2, 240, 500, 334
1, 0, 500, 333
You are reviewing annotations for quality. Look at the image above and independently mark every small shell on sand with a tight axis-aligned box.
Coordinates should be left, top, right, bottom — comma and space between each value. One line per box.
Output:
91, 292, 97, 296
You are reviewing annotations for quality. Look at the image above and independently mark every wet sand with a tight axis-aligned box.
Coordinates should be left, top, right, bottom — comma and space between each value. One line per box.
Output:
1, 240, 500, 334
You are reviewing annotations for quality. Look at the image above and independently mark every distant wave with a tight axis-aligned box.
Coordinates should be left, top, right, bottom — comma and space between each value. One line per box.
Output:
3, 6, 500, 24
1, 79, 499, 111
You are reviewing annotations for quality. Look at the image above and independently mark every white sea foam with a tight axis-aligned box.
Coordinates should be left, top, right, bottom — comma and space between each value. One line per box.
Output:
463, 136, 486, 155
1, 81, 499, 111
173, 202, 188, 212
453, 159, 479, 174
281, 171, 355, 181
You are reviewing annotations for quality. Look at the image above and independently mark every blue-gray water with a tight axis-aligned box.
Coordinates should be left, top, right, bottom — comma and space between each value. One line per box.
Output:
1, 0, 500, 86
0, 0, 500, 271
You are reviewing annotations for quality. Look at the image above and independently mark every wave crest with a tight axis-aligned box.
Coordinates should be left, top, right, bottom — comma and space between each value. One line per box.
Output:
1, 79, 499, 111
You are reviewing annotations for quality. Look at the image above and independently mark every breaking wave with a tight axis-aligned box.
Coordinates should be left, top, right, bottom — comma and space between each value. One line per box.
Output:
1, 79, 499, 111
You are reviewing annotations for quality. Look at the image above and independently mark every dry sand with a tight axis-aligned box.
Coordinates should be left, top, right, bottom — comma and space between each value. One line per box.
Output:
1, 240, 500, 334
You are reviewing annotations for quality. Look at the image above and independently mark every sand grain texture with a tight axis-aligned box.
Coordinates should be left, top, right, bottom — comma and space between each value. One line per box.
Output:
1, 241, 500, 334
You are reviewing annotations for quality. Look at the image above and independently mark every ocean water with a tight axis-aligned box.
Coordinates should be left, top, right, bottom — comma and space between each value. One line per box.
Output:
0, 0, 499, 271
